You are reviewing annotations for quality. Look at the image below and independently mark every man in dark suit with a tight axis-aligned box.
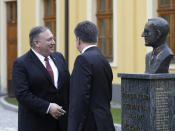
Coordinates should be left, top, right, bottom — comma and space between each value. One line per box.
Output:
68, 21, 115, 131
12, 26, 70, 131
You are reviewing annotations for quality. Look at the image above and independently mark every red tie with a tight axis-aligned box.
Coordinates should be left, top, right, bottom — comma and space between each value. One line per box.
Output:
44, 57, 54, 84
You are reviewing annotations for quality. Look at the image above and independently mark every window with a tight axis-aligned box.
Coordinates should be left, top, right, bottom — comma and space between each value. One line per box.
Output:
96, 0, 113, 62
157, 0, 175, 59
44, 0, 56, 41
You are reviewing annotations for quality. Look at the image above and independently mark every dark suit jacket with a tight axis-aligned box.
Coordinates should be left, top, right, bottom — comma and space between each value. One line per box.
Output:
145, 44, 173, 73
12, 50, 70, 131
68, 47, 115, 131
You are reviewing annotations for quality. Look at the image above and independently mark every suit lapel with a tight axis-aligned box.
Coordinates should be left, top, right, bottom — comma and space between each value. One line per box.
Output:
29, 50, 54, 85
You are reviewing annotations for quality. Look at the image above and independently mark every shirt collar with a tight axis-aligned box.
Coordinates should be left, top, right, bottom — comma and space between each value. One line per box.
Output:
31, 48, 51, 61
81, 45, 96, 54
152, 44, 166, 55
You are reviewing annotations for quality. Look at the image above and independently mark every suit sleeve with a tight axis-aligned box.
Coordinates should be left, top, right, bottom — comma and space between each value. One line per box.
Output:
12, 59, 50, 115
57, 53, 70, 131
68, 55, 92, 131
59, 53, 70, 111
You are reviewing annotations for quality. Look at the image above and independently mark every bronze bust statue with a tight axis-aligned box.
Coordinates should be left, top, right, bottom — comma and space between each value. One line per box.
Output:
142, 17, 174, 73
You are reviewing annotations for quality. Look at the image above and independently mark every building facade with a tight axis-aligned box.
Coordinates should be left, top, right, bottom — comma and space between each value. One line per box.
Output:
0, 0, 175, 95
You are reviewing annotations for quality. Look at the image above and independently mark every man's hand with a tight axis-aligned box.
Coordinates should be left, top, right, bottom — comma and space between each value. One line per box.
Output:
48, 103, 66, 119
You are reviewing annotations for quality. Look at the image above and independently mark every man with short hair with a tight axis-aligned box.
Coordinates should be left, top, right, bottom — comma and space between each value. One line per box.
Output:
12, 26, 70, 131
68, 21, 115, 131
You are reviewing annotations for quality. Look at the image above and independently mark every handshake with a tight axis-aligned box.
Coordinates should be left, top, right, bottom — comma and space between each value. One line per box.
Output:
48, 103, 66, 119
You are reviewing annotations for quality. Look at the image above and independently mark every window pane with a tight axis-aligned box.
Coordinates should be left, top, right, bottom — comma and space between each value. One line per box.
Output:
46, 0, 52, 16
99, 0, 106, 11
110, 18, 113, 36
99, 19, 106, 55
99, 18, 113, 60
15, 4, 17, 20
54, 0, 56, 16
160, 0, 170, 7
161, 15, 170, 25
99, 19, 106, 36
109, 0, 113, 10
99, 38, 106, 55
8, 4, 13, 21
46, 22, 52, 30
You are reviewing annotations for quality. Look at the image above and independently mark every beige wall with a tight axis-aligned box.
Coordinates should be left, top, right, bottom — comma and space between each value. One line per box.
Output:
20, 0, 36, 55
58, 0, 65, 56
68, 0, 87, 72
19, 0, 66, 56
112, 0, 147, 83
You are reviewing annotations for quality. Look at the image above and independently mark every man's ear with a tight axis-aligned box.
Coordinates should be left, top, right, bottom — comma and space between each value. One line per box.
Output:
77, 37, 81, 46
33, 40, 39, 47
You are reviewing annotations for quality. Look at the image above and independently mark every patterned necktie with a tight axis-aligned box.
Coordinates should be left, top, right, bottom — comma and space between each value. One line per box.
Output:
44, 57, 54, 84
150, 50, 156, 66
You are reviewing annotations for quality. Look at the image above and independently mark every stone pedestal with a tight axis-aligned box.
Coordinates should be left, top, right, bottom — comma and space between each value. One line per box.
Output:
118, 73, 175, 131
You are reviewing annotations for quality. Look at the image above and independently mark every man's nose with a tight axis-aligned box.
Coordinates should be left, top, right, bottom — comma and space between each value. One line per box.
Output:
52, 39, 56, 45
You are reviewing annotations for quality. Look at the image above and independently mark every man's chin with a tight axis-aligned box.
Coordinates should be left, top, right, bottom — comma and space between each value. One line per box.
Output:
145, 43, 152, 47
50, 49, 55, 53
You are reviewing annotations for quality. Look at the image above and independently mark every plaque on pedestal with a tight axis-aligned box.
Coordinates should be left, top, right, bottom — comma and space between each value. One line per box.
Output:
118, 73, 175, 131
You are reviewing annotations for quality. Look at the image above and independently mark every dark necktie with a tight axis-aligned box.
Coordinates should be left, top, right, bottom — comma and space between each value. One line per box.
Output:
150, 50, 156, 66
44, 57, 54, 84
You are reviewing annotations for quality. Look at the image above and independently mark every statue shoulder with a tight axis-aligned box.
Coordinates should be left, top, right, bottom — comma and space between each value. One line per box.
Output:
160, 45, 174, 58
166, 46, 174, 56
146, 51, 152, 58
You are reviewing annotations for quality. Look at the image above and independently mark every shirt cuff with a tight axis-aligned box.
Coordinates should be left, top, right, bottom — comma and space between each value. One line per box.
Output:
46, 103, 51, 114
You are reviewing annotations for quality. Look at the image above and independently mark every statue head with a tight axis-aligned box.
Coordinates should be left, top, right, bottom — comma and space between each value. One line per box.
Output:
142, 17, 169, 48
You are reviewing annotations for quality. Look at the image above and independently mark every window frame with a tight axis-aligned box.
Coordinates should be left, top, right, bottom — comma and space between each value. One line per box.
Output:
43, 0, 56, 41
96, 0, 113, 62
157, 0, 175, 59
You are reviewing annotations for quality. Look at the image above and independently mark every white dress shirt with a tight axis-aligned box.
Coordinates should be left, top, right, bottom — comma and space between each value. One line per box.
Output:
81, 45, 97, 54
31, 48, 58, 88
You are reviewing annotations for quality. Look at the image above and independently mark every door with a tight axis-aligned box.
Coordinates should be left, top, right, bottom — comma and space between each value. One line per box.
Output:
6, 1, 17, 97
